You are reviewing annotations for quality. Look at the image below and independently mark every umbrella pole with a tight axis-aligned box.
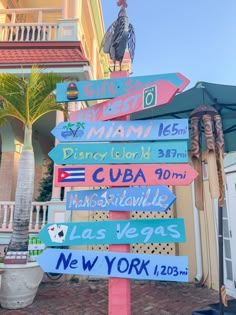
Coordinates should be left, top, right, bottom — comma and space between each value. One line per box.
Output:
218, 205, 224, 315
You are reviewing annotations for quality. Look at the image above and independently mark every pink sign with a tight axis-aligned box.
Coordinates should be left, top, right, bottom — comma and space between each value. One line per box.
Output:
54, 164, 198, 187
70, 81, 178, 122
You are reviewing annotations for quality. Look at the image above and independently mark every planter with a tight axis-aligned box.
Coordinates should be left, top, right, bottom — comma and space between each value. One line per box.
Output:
0, 261, 44, 309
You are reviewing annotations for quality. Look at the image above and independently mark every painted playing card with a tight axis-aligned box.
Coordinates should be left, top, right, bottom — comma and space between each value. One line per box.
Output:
47, 224, 58, 242
53, 224, 68, 243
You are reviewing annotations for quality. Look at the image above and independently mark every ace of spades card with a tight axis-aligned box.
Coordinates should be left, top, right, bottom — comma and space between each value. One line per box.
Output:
47, 224, 68, 243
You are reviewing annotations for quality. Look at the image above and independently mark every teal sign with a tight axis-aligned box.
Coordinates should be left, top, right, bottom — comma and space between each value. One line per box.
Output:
48, 141, 188, 165
56, 72, 189, 102
38, 218, 186, 247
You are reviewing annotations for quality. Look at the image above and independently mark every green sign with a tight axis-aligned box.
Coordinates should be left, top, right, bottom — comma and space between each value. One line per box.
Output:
143, 85, 157, 108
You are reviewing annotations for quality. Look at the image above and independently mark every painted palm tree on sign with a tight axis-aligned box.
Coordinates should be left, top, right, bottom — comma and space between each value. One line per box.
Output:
0, 66, 68, 252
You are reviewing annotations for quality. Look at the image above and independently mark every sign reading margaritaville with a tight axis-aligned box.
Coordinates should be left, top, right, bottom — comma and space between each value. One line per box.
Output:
66, 186, 176, 212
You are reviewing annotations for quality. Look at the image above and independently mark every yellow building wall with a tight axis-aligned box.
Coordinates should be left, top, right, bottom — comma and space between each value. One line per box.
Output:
174, 172, 219, 288
174, 185, 197, 282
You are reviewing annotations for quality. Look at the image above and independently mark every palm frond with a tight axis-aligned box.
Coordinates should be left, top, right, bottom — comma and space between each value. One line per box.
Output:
0, 65, 67, 126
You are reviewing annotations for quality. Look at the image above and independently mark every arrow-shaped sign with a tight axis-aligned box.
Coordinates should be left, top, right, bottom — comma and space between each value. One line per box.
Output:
70, 81, 178, 122
51, 119, 189, 143
54, 164, 198, 187
56, 72, 189, 103
66, 186, 176, 212
49, 141, 188, 165
69, 81, 177, 122
37, 248, 189, 282
38, 218, 186, 247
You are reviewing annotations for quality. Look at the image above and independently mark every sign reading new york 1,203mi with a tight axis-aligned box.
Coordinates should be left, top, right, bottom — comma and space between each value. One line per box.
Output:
54, 164, 198, 187
37, 249, 189, 282
56, 72, 190, 103
70, 82, 177, 122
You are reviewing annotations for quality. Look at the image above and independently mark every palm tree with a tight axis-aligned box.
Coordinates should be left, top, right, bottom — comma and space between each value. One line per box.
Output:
0, 66, 68, 252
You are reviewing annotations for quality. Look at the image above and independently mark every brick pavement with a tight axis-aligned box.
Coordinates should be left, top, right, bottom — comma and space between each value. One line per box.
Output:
0, 279, 224, 315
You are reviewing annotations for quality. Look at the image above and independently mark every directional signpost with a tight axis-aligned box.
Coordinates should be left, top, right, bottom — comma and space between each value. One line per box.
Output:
37, 248, 188, 282
56, 72, 190, 103
38, 218, 186, 246
48, 141, 188, 165
69, 81, 178, 122
66, 186, 176, 212
39, 70, 193, 315
51, 119, 189, 143
54, 163, 198, 187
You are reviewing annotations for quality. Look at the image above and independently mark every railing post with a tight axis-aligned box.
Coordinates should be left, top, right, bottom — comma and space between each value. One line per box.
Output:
2, 205, 8, 229
41, 205, 47, 228
8, 205, 13, 230
35, 205, 40, 230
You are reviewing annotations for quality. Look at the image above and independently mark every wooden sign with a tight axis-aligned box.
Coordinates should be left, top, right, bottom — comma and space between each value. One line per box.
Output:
51, 119, 189, 143
49, 141, 188, 165
56, 72, 190, 102
66, 186, 176, 212
37, 248, 189, 282
54, 164, 198, 187
70, 81, 178, 122
38, 218, 186, 246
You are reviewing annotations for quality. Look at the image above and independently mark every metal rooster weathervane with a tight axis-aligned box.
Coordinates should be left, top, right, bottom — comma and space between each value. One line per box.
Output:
101, 0, 136, 71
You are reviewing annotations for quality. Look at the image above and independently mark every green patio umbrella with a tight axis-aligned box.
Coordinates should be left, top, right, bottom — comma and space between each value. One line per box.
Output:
131, 81, 236, 315
132, 81, 236, 152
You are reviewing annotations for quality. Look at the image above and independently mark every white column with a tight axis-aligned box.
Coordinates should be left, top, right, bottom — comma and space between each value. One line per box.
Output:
62, 0, 69, 19
73, 0, 82, 19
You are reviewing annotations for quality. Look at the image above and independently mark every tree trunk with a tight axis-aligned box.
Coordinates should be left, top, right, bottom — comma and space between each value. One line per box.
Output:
8, 125, 34, 252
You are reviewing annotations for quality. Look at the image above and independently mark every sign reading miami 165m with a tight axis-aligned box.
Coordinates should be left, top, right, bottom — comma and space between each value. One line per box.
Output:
54, 164, 198, 187
37, 249, 189, 282
51, 119, 189, 143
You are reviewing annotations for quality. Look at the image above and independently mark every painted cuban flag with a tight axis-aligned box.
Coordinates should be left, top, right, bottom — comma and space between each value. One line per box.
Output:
57, 167, 85, 183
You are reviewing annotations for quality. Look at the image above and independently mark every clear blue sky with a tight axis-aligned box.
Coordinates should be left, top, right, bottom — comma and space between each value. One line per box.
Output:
101, 0, 236, 88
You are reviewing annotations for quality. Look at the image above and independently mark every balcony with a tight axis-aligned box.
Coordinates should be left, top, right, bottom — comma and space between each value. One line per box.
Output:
0, 8, 62, 42
0, 201, 49, 233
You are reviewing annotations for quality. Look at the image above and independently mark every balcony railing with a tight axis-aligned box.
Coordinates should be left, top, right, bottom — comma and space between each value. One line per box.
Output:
0, 201, 49, 233
0, 23, 59, 41
0, 7, 62, 42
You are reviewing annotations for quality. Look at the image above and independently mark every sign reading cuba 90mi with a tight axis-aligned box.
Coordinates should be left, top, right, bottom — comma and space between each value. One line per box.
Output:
54, 164, 198, 187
